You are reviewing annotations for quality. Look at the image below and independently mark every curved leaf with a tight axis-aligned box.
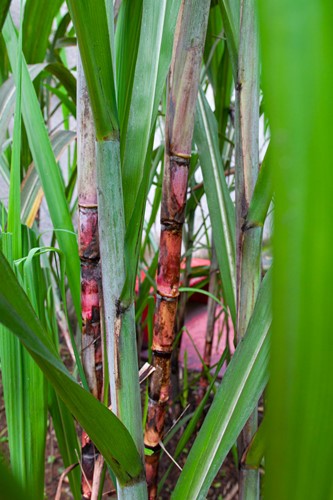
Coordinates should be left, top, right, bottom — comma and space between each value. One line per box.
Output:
0, 0, 11, 32
194, 89, 236, 324
0, 250, 144, 485
21, 130, 76, 227
66, 0, 118, 138
22, 0, 63, 63
121, 0, 181, 227
246, 145, 272, 229
0, 63, 45, 149
3, 15, 80, 320
173, 268, 272, 499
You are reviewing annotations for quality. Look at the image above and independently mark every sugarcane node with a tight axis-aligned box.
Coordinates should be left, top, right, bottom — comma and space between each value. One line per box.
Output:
84, 319, 101, 338
144, 443, 161, 453
161, 157, 189, 223
81, 440, 96, 481
155, 292, 178, 302
78, 202, 98, 209
81, 259, 101, 281
239, 462, 259, 471
169, 153, 191, 163
242, 218, 260, 232
151, 349, 172, 358
115, 298, 129, 316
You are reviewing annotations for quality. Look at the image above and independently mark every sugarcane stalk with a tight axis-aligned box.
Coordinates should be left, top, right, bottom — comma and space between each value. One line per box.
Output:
77, 56, 104, 498
96, 141, 147, 499
71, 3, 147, 495
144, 1, 211, 497
235, 1, 262, 498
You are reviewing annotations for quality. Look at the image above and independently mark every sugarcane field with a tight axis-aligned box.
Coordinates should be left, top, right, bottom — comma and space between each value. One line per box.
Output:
0, 0, 332, 499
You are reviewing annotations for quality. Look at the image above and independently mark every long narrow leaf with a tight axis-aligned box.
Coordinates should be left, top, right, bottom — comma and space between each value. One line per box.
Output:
259, 0, 333, 498
0, 250, 144, 485
66, 0, 118, 138
22, 0, 63, 63
121, 0, 181, 227
3, 15, 80, 320
173, 268, 272, 499
21, 130, 76, 227
0, 0, 10, 31
218, 0, 240, 78
194, 89, 236, 324
246, 145, 272, 229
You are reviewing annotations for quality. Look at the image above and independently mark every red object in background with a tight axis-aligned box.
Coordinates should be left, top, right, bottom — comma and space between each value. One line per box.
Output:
179, 303, 235, 375
137, 258, 235, 372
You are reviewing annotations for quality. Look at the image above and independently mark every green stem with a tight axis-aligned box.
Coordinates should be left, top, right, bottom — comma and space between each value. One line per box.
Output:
96, 140, 147, 498
235, 0, 261, 498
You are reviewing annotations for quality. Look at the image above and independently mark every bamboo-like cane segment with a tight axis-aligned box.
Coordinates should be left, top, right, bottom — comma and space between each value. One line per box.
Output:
235, 1, 262, 498
144, 2, 211, 497
77, 57, 103, 498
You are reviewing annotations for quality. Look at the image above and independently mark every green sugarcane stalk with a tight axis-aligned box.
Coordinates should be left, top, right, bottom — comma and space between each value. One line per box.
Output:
96, 141, 147, 499
77, 57, 104, 499
144, 1, 211, 497
235, 0, 262, 498
67, 2, 147, 496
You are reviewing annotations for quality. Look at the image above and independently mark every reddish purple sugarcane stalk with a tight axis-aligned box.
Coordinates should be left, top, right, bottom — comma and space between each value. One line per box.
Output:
144, 1, 211, 497
77, 56, 104, 499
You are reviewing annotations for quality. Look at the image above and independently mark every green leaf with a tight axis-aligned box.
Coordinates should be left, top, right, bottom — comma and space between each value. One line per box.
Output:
0, 249, 144, 485
218, 0, 240, 79
244, 417, 267, 468
66, 0, 118, 139
44, 62, 77, 103
259, 0, 333, 498
245, 145, 272, 229
7, 0, 23, 260
21, 130, 76, 227
0, 0, 10, 32
194, 89, 236, 324
3, 15, 81, 320
0, 459, 32, 500
48, 390, 81, 500
121, 0, 181, 227
22, 0, 63, 63
115, 0, 143, 134
159, 350, 228, 493
173, 268, 272, 499
0, 63, 45, 150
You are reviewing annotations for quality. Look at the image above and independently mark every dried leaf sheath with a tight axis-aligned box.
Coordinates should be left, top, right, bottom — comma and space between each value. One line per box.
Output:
144, 1, 211, 496
77, 57, 103, 498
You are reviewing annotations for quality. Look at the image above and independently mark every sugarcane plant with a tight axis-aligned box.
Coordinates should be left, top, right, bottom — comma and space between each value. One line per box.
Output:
77, 57, 105, 498
143, 2, 211, 497
234, 0, 262, 497
1, 0, 333, 499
